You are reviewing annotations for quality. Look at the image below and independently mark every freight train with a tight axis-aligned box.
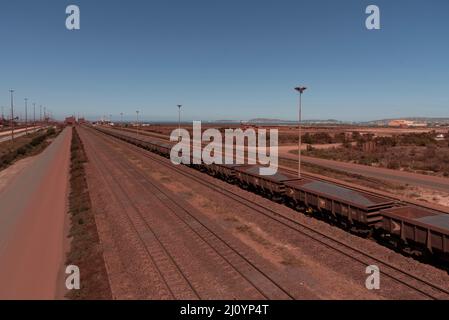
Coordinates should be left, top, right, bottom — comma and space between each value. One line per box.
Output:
93, 126, 449, 264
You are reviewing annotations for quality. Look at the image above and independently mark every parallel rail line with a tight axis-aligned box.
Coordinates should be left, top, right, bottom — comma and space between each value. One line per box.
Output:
92, 126, 449, 300
85, 128, 295, 299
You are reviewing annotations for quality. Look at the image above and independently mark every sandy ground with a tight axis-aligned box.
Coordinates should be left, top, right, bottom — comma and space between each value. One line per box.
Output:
0, 127, 72, 299
278, 143, 358, 152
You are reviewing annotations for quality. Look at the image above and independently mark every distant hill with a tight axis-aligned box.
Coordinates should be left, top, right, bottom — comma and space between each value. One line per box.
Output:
362, 117, 449, 125
247, 118, 345, 124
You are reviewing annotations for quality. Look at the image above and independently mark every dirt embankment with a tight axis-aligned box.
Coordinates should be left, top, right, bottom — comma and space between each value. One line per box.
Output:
65, 127, 112, 300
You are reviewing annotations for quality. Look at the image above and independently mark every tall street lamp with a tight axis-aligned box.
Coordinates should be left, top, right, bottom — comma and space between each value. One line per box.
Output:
136, 110, 140, 137
177, 104, 182, 141
24, 98, 28, 135
33, 103, 36, 128
120, 112, 123, 127
294, 86, 307, 179
10, 89, 15, 143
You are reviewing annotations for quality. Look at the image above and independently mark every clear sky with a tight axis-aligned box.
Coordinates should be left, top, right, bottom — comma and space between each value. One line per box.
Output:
0, 0, 448, 122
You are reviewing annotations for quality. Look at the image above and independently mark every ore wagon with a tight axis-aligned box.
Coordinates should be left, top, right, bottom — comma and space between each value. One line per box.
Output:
234, 166, 299, 200
284, 179, 394, 230
380, 206, 449, 261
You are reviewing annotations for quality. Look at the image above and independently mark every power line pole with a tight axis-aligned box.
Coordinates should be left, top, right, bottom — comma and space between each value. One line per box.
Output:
40, 105, 42, 123
24, 98, 28, 135
177, 104, 182, 141
136, 110, 139, 137
33, 103, 36, 128
9, 89, 15, 143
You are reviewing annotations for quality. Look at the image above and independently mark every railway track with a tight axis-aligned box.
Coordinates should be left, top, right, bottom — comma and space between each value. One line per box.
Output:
81, 127, 297, 299
91, 126, 449, 300
80, 129, 199, 299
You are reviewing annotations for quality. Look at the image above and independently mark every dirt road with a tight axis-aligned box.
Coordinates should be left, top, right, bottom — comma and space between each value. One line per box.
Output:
279, 150, 449, 193
0, 127, 72, 299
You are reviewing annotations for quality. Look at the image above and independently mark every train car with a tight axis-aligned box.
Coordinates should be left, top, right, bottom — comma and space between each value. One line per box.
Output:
152, 141, 172, 158
204, 163, 247, 183
234, 165, 299, 201
284, 179, 394, 231
380, 206, 449, 261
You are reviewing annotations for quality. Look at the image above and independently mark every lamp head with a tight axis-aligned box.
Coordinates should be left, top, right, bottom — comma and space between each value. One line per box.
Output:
294, 86, 307, 94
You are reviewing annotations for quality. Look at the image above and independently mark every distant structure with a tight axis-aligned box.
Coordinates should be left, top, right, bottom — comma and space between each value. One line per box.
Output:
388, 119, 427, 128
78, 117, 86, 124
65, 116, 76, 125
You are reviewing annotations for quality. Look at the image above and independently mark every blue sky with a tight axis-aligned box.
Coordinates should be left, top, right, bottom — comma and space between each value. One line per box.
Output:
0, 0, 448, 121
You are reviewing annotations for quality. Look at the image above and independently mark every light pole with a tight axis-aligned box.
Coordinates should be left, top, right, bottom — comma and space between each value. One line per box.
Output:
24, 98, 28, 135
294, 86, 307, 179
120, 112, 123, 127
39, 105, 42, 123
10, 89, 15, 143
177, 104, 182, 140
136, 110, 140, 137
33, 103, 36, 128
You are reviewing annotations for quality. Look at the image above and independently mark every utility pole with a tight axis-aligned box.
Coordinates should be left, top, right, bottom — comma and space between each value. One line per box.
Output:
40, 105, 42, 123
177, 104, 182, 141
10, 89, 15, 143
24, 98, 28, 135
120, 112, 123, 127
136, 110, 140, 137
33, 103, 36, 128
294, 86, 307, 179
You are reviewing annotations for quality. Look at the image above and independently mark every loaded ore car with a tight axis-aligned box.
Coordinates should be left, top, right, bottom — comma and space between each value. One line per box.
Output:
380, 206, 449, 261
93, 125, 449, 264
234, 165, 299, 201
152, 141, 172, 157
284, 179, 394, 232
204, 163, 247, 183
